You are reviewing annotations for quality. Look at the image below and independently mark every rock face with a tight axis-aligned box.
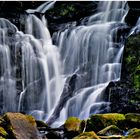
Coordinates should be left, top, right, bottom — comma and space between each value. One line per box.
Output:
110, 34, 140, 114
0, 112, 40, 139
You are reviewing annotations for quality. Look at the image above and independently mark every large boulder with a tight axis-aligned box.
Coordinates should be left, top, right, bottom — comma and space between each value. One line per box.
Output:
86, 113, 125, 132
0, 112, 41, 139
73, 131, 99, 139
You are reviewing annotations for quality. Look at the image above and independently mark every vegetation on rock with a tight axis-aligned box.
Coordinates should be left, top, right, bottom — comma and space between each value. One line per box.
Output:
0, 127, 8, 138
64, 117, 81, 132
86, 113, 125, 132
64, 117, 81, 138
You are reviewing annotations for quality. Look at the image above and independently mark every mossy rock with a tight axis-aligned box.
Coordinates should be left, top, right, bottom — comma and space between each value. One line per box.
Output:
86, 113, 125, 132
125, 113, 140, 129
124, 128, 140, 139
73, 131, 100, 139
97, 125, 124, 136
64, 117, 81, 132
0, 127, 8, 138
0, 112, 41, 139
64, 117, 81, 138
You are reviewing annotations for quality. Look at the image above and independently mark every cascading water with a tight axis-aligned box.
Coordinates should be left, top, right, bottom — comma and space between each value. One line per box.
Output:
50, 1, 129, 126
0, 1, 130, 127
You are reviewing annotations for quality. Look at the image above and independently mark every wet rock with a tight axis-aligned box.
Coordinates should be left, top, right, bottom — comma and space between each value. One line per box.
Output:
86, 113, 125, 132
124, 128, 140, 139
97, 125, 124, 136
0, 112, 41, 139
46, 131, 62, 139
47, 74, 77, 125
73, 131, 99, 139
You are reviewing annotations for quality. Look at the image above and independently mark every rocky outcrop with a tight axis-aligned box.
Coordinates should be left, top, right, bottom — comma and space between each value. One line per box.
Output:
85, 113, 125, 132
0, 112, 41, 139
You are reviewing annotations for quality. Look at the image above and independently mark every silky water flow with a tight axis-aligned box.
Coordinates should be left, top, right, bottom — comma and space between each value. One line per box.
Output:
0, 1, 133, 127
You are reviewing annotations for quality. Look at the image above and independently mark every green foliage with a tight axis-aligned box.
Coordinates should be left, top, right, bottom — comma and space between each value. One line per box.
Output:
48, 4, 76, 18
0, 127, 8, 138
60, 5, 75, 16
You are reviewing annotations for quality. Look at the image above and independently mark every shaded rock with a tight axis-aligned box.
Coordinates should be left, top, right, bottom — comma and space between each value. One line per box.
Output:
64, 117, 81, 139
97, 125, 124, 136
36, 120, 49, 129
125, 113, 140, 129
0, 127, 8, 138
73, 131, 99, 139
46, 131, 62, 139
86, 113, 125, 132
0, 112, 41, 139
124, 128, 140, 139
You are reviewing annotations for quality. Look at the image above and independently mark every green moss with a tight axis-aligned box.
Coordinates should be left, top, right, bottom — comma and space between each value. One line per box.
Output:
73, 131, 100, 139
0, 127, 8, 138
86, 113, 125, 132
64, 117, 81, 132
26, 115, 36, 126
124, 128, 140, 139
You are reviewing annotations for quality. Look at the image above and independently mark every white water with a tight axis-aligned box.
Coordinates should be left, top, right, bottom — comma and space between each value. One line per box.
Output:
0, 1, 130, 126
51, 1, 129, 126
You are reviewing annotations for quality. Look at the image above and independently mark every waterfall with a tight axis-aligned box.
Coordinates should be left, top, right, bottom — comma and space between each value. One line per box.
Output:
0, 1, 129, 126
50, 1, 129, 126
